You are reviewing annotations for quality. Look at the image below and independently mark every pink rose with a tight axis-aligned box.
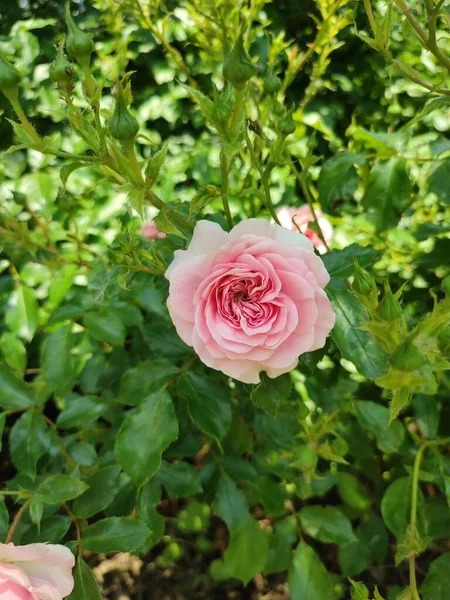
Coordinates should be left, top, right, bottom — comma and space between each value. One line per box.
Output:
141, 222, 166, 240
276, 205, 333, 254
0, 542, 75, 599
166, 219, 335, 383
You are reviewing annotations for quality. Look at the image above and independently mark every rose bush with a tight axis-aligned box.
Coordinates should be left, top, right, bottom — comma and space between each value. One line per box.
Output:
0, 543, 74, 600
166, 218, 335, 382
0, 0, 450, 599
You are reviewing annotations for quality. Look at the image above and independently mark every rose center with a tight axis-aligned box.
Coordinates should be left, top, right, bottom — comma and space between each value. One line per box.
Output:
233, 290, 248, 302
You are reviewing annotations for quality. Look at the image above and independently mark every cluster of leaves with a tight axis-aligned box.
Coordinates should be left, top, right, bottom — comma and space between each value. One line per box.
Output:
0, 0, 449, 599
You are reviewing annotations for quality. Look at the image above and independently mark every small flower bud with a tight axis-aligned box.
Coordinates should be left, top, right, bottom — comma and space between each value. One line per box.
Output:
292, 445, 318, 471
378, 280, 402, 321
0, 53, 21, 97
263, 69, 281, 94
352, 258, 376, 297
442, 275, 450, 296
65, 2, 94, 67
109, 81, 139, 141
331, 438, 349, 457
223, 32, 254, 89
277, 106, 296, 136
389, 338, 426, 372
50, 42, 74, 85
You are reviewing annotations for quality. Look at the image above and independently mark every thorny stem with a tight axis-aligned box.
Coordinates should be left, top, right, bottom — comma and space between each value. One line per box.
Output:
63, 503, 82, 548
6, 499, 32, 544
5, 91, 42, 145
132, 0, 198, 89
146, 190, 194, 233
362, 0, 450, 95
220, 152, 234, 229
409, 437, 450, 600
244, 129, 280, 225
394, 0, 450, 73
230, 87, 245, 134
287, 154, 330, 252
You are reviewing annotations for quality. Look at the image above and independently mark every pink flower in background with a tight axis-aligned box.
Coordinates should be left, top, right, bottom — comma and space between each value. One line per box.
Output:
141, 221, 166, 240
166, 219, 335, 383
0, 542, 75, 599
276, 205, 333, 254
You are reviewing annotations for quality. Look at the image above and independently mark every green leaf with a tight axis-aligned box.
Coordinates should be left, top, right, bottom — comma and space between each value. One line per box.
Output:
322, 244, 378, 280
84, 311, 126, 346
156, 461, 202, 497
250, 372, 292, 416
211, 517, 269, 585
214, 473, 249, 531
115, 390, 179, 487
0, 333, 27, 372
0, 364, 35, 409
139, 481, 165, 547
178, 373, 232, 441
21, 515, 71, 545
60, 162, 87, 190
264, 531, 294, 575
381, 476, 425, 538
412, 395, 439, 439
248, 477, 285, 516
327, 283, 387, 379
10, 409, 50, 479
67, 556, 102, 600
0, 413, 6, 451
153, 207, 189, 239
338, 540, 372, 576
288, 540, 337, 600
73, 465, 121, 518
189, 185, 221, 216
119, 360, 179, 405
37, 475, 89, 504
337, 473, 371, 512
318, 152, 365, 211
355, 400, 405, 453
0, 498, 9, 541
362, 158, 411, 232
421, 552, 450, 600
349, 579, 369, 600
428, 158, 450, 204
5, 285, 39, 342
29, 495, 44, 530
0, 413, 5, 453
41, 325, 75, 396
299, 505, 357, 546
68, 441, 97, 467
82, 517, 150, 552
145, 140, 169, 186
57, 395, 106, 429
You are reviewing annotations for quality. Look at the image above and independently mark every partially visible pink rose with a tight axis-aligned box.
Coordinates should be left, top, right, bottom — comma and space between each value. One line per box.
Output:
166, 218, 335, 383
0, 542, 75, 599
141, 222, 166, 240
276, 205, 333, 254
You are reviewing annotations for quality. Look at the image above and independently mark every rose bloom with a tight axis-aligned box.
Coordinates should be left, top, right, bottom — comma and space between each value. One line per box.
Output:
0, 542, 75, 600
276, 205, 333, 254
141, 221, 166, 240
166, 218, 335, 383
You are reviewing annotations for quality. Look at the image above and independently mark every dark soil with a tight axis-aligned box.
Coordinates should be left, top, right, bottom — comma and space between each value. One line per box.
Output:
91, 553, 290, 600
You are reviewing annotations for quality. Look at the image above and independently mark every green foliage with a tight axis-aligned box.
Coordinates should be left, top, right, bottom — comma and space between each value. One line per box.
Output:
0, 0, 449, 597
